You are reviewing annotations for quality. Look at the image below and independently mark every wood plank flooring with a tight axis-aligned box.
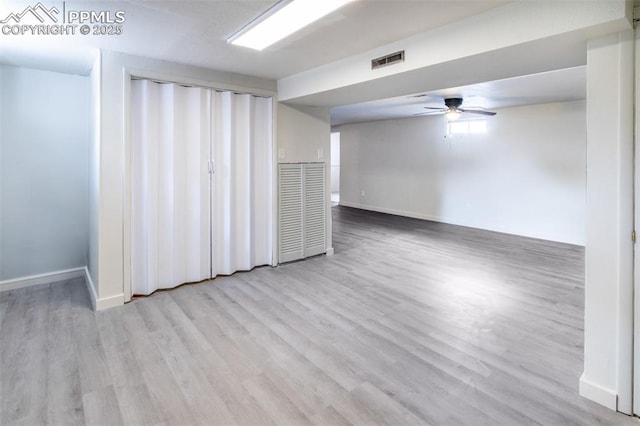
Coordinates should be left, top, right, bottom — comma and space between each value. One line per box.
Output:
1, 205, 637, 425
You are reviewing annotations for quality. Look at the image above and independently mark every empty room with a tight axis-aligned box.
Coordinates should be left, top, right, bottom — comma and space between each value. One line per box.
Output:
1, 0, 639, 425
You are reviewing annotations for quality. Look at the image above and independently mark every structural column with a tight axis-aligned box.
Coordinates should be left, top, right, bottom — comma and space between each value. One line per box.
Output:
581, 30, 634, 413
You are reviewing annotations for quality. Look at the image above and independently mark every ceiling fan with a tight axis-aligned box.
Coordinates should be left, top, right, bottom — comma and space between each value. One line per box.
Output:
417, 97, 497, 121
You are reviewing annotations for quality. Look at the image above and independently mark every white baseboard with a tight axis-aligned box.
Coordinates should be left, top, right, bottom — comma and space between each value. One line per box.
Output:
0, 267, 86, 292
326, 247, 335, 256
0, 266, 123, 311
82, 266, 123, 311
339, 201, 441, 223
579, 373, 618, 410
338, 201, 584, 246
95, 293, 124, 311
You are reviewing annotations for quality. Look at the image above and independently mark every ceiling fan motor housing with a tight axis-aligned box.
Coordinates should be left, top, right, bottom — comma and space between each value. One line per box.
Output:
444, 98, 463, 109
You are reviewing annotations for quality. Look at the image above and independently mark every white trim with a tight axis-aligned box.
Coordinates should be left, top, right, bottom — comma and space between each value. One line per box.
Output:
84, 266, 123, 311
95, 293, 125, 311
0, 267, 85, 292
272, 96, 279, 267
633, 22, 640, 416
579, 373, 618, 410
83, 267, 97, 311
0, 266, 122, 311
615, 29, 635, 415
326, 247, 335, 256
126, 67, 276, 98
339, 201, 440, 223
123, 67, 133, 303
338, 201, 584, 246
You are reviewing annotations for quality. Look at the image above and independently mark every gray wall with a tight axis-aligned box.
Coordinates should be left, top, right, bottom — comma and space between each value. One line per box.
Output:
0, 65, 90, 281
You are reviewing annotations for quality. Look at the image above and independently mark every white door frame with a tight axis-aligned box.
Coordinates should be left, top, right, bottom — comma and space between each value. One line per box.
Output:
633, 12, 640, 416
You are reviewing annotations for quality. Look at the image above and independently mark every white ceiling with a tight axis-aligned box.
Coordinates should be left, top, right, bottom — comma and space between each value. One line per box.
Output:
0, 0, 590, 126
331, 66, 587, 126
0, 0, 510, 79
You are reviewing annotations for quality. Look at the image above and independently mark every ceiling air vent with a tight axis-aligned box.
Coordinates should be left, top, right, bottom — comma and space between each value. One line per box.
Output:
371, 50, 405, 70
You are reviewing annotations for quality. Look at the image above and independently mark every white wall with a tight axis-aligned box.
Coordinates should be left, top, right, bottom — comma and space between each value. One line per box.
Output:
277, 104, 330, 164
0, 65, 89, 281
337, 101, 586, 245
277, 103, 333, 256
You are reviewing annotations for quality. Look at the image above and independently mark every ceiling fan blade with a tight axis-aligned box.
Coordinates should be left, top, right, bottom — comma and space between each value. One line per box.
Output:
423, 107, 447, 110
459, 108, 497, 116
413, 111, 445, 116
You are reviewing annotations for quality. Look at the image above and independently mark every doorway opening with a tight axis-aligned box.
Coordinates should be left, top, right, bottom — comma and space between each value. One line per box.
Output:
331, 131, 340, 205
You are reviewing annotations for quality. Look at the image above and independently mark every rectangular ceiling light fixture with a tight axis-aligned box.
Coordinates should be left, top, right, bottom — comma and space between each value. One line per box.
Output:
228, 0, 354, 51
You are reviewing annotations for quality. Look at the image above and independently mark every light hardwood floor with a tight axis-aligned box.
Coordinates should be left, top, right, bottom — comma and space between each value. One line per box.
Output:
1, 206, 638, 425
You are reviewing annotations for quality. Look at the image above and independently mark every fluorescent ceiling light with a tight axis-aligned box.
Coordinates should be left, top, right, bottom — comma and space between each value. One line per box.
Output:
228, 0, 354, 50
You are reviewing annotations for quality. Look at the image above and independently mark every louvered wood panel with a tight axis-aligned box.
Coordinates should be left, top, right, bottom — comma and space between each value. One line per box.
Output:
278, 164, 304, 263
303, 163, 326, 257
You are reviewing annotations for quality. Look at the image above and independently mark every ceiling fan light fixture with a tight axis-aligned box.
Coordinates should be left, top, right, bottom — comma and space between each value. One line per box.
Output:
445, 109, 461, 121
228, 0, 354, 50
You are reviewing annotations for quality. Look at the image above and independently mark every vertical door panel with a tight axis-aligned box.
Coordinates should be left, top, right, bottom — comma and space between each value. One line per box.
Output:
279, 164, 304, 262
211, 92, 273, 276
130, 81, 211, 295
303, 163, 326, 258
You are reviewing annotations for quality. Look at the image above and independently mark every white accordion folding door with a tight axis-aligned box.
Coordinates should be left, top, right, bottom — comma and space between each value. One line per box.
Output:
211, 91, 273, 276
130, 80, 272, 296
